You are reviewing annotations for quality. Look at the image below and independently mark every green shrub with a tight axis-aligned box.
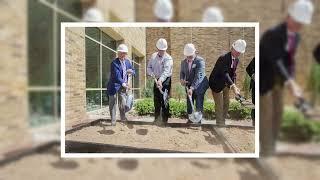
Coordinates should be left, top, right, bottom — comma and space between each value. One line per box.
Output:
134, 98, 154, 115
174, 83, 186, 102
169, 99, 187, 118
281, 106, 320, 142
203, 100, 215, 119
134, 98, 251, 120
228, 100, 251, 119
141, 79, 154, 98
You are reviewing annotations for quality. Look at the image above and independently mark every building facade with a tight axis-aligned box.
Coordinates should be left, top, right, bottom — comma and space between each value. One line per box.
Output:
65, 27, 146, 128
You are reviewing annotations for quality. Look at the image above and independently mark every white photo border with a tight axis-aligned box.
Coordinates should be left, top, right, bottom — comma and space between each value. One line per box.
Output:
61, 22, 260, 158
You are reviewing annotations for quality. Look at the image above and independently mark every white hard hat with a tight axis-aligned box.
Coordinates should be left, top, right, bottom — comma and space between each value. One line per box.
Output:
154, 0, 173, 21
288, 0, 314, 25
232, 39, 246, 53
82, 8, 104, 22
117, 44, 128, 53
156, 38, 168, 50
202, 7, 224, 22
184, 43, 196, 56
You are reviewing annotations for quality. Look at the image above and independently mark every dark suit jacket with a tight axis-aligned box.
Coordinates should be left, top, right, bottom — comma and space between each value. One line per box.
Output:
180, 56, 209, 95
107, 58, 135, 96
314, 43, 320, 63
246, 57, 255, 90
260, 22, 300, 95
209, 52, 239, 93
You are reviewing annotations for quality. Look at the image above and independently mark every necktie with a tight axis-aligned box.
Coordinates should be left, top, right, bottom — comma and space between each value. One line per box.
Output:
188, 59, 193, 72
122, 61, 127, 83
288, 33, 296, 75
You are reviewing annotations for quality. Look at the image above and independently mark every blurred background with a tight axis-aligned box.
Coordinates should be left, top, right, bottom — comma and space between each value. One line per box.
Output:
0, 0, 319, 179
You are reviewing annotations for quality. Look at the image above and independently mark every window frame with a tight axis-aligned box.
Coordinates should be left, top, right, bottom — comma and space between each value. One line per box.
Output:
85, 28, 141, 113
28, 0, 81, 127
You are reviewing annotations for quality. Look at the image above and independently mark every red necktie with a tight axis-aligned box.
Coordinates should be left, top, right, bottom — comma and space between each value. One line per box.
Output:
288, 33, 296, 75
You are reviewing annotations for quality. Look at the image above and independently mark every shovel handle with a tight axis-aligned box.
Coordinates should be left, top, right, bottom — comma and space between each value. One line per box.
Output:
186, 87, 195, 111
151, 75, 163, 93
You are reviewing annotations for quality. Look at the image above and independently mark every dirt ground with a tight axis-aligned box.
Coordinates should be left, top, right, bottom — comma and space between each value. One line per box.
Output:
1, 145, 320, 180
65, 121, 255, 153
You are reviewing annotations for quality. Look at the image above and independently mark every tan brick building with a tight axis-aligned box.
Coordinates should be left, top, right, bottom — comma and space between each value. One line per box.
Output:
64, 26, 254, 129
146, 27, 255, 97
1, 0, 319, 152
65, 27, 146, 128
0, 0, 139, 150
137, 0, 320, 103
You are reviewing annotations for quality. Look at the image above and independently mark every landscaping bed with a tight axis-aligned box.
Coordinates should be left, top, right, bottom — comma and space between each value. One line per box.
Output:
65, 120, 255, 153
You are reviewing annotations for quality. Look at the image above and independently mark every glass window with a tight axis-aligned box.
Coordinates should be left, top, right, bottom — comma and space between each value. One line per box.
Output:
86, 38, 101, 88
29, 92, 55, 127
85, 29, 117, 112
102, 40, 116, 88
57, 0, 82, 18
28, 0, 54, 86
86, 90, 101, 111
102, 90, 109, 108
102, 33, 116, 48
85, 27, 100, 41
28, 0, 82, 127
132, 54, 141, 99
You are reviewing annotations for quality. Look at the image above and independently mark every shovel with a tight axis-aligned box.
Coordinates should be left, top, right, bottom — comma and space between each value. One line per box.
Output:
235, 93, 255, 109
295, 97, 320, 120
124, 75, 134, 113
152, 75, 169, 108
186, 87, 202, 123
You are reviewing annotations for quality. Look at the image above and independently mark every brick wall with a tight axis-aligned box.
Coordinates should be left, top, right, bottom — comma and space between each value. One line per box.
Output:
0, 0, 29, 149
103, 0, 135, 22
65, 27, 146, 127
101, 27, 147, 89
146, 27, 255, 98
65, 27, 87, 128
137, 0, 320, 101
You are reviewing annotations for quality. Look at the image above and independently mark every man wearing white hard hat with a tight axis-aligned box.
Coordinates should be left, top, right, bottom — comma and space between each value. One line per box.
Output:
180, 43, 209, 123
260, 0, 314, 156
202, 6, 224, 22
107, 44, 135, 126
81, 0, 104, 22
209, 39, 246, 126
154, 0, 174, 22
147, 38, 173, 125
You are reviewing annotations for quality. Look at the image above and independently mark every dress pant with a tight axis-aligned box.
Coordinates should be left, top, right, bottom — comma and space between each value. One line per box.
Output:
154, 77, 171, 122
260, 84, 283, 156
212, 87, 230, 125
109, 87, 127, 123
186, 89, 205, 115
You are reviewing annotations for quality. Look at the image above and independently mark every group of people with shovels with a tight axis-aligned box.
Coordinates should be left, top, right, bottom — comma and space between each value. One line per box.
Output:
106, 38, 252, 127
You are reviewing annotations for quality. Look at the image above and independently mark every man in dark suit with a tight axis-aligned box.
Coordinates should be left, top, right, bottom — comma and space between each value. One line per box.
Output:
259, 0, 314, 156
107, 44, 135, 126
209, 39, 246, 126
246, 57, 255, 126
180, 43, 209, 123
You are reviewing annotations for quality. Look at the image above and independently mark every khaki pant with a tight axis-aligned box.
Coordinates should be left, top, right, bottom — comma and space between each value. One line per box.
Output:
109, 87, 128, 123
260, 85, 283, 156
212, 87, 230, 125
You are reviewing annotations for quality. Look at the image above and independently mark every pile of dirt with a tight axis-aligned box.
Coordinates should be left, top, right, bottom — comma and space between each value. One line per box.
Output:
66, 121, 255, 153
